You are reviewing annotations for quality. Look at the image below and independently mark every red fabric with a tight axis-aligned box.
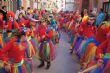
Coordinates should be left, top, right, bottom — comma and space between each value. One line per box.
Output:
96, 35, 110, 60
83, 25, 96, 38
77, 25, 84, 35
7, 20, 20, 31
47, 29, 53, 39
0, 15, 4, 29
0, 20, 4, 29
0, 39, 25, 63
19, 20, 30, 27
96, 27, 110, 43
38, 26, 46, 39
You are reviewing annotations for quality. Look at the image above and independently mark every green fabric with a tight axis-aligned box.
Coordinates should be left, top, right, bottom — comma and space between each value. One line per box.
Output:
24, 61, 31, 73
104, 53, 110, 59
44, 43, 47, 60
46, 43, 50, 59
14, 59, 24, 67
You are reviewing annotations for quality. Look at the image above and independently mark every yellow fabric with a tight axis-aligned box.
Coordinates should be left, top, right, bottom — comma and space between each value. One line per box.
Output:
86, 46, 97, 64
0, 36, 3, 48
27, 37, 35, 57
35, 52, 40, 59
13, 67, 18, 73
82, 15, 88, 23
0, 62, 4, 68
46, 43, 50, 57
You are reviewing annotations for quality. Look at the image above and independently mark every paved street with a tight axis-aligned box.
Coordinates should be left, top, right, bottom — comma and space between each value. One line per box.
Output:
33, 31, 80, 73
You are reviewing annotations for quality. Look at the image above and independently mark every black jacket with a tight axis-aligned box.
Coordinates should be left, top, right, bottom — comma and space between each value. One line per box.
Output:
0, 9, 7, 21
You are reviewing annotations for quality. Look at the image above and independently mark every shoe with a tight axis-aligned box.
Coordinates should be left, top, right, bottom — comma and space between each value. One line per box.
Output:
45, 62, 51, 70
70, 50, 73, 55
37, 61, 45, 68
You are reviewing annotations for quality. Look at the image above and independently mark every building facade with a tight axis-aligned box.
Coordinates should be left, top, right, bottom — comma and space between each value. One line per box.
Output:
74, 0, 110, 13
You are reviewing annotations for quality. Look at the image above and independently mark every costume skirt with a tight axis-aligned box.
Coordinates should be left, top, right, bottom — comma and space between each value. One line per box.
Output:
80, 38, 96, 57
0, 61, 6, 73
73, 36, 84, 55
4, 59, 31, 73
39, 40, 55, 62
80, 43, 97, 67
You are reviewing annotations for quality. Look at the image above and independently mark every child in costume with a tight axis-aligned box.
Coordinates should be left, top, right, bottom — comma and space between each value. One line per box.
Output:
17, 13, 29, 28
70, 9, 88, 55
38, 22, 55, 70
95, 31, 110, 73
69, 11, 81, 48
0, 32, 31, 73
79, 16, 96, 57
79, 22, 110, 73
49, 15, 60, 44
24, 28, 36, 73
6, 11, 20, 32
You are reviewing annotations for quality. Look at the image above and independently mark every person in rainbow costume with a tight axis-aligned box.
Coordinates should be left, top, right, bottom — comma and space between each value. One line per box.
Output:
0, 32, 31, 73
49, 14, 60, 44
78, 22, 110, 73
70, 9, 88, 55
5, 11, 21, 32
38, 22, 55, 70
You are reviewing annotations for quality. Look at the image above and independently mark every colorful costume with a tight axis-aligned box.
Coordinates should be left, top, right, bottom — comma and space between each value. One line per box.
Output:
6, 11, 20, 32
84, 22, 110, 73
96, 33, 110, 73
38, 24, 55, 69
0, 37, 30, 73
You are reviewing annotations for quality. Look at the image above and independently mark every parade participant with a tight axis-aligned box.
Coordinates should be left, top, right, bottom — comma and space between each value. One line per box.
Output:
17, 13, 29, 27
49, 15, 60, 44
0, 32, 31, 73
24, 28, 35, 73
87, 22, 110, 73
30, 23, 40, 59
96, 21, 110, 44
78, 15, 96, 57
6, 11, 21, 32
68, 10, 81, 45
82, 16, 96, 38
33, 9, 39, 20
70, 9, 88, 55
81, 9, 88, 27
95, 8, 105, 27
38, 22, 55, 70
95, 30, 110, 73
79, 21, 110, 73
15, 6, 25, 20
50, 14, 56, 28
